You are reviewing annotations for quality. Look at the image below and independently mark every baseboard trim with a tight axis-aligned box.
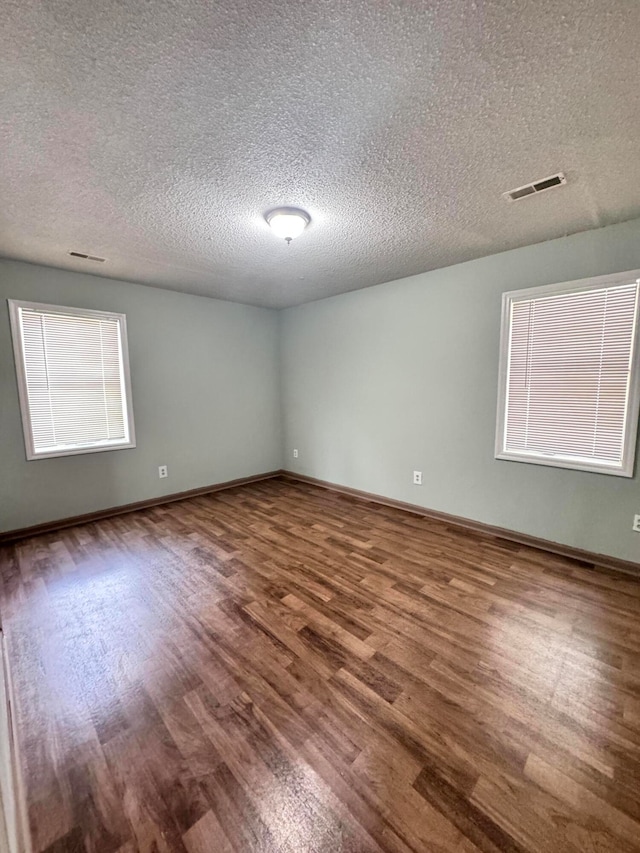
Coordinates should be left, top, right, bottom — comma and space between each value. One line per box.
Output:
279, 471, 640, 577
4, 469, 638, 576
0, 471, 282, 544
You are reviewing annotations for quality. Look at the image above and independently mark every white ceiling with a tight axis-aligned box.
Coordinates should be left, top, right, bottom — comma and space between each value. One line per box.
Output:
1, 1, 639, 309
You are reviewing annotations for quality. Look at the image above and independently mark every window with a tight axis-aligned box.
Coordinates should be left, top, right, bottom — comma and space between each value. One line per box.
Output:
8, 300, 136, 460
495, 271, 640, 477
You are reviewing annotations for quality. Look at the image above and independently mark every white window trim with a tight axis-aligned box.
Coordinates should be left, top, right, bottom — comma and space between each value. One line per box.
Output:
8, 299, 136, 460
495, 269, 640, 478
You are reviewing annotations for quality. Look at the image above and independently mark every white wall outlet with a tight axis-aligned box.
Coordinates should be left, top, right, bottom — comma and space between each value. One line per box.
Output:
413, 470, 422, 485
158, 465, 168, 479
633, 514, 640, 532
293, 449, 299, 458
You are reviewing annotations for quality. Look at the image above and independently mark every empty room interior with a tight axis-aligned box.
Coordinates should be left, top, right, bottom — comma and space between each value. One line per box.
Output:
1, 1, 640, 851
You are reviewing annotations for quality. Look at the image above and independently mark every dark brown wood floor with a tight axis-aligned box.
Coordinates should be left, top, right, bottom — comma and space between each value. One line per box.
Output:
1, 477, 640, 853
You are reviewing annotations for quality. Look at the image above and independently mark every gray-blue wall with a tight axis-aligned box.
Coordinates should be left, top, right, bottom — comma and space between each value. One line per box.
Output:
0, 260, 282, 532
281, 219, 640, 563
4, 219, 640, 563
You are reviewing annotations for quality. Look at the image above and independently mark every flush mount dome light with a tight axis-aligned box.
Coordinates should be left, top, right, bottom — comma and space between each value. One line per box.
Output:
265, 207, 310, 243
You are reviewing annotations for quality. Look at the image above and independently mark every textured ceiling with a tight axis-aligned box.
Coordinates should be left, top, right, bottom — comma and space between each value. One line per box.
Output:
1, 1, 640, 308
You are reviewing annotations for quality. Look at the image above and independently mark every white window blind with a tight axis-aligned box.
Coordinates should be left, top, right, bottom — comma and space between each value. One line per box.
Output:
9, 301, 135, 459
496, 274, 640, 477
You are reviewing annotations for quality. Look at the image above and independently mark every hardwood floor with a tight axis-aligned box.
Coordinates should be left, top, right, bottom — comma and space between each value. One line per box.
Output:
1, 477, 640, 852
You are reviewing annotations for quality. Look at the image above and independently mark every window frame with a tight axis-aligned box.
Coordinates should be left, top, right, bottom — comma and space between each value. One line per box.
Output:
495, 270, 640, 478
8, 299, 136, 460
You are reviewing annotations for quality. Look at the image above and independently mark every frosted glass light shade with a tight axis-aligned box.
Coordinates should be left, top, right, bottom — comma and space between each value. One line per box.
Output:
266, 208, 310, 242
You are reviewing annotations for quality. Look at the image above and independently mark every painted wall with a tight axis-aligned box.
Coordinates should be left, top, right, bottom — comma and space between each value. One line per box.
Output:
280, 218, 640, 563
0, 260, 282, 532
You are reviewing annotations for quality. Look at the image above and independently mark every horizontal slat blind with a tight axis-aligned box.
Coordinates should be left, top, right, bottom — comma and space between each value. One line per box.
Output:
18, 307, 129, 455
503, 281, 639, 467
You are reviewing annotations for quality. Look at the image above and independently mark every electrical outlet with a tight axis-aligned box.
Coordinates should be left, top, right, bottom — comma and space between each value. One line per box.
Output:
633, 514, 640, 533
158, 465, 168, 479
413, 470, 422, 485
293, 449, 299, 458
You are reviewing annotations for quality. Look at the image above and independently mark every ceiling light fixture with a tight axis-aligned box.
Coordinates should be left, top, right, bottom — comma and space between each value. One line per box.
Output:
265, 208, 310, 244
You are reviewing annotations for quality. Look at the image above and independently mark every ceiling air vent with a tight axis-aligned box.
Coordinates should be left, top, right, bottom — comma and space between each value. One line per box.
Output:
503, 172, 567, 202
69, 251, 106, 262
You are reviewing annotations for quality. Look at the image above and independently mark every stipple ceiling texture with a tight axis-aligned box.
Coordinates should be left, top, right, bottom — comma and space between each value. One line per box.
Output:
1, 1, 640, 308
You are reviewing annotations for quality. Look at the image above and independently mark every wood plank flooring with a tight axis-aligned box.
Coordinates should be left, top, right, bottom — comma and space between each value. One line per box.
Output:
1, 476, 640, 852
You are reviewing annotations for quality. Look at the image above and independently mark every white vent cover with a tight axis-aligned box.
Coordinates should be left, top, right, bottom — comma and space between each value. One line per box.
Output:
69, 251, 106, 262
503, 173, 567, 202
